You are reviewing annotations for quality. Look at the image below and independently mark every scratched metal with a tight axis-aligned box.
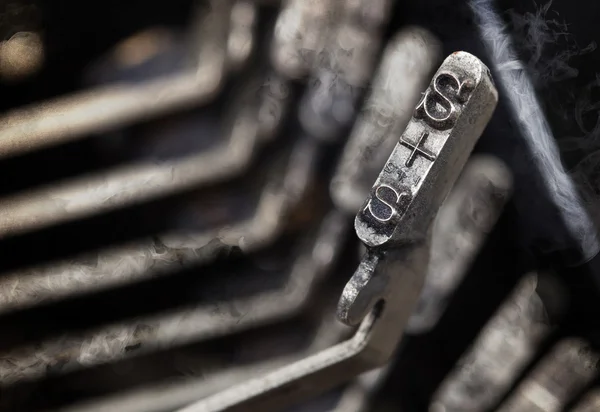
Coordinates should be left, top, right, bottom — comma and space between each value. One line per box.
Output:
0, 68, 295, 238
0, 3, 514, 411
495, 339, 599, 412
354, 52, 498, 249
63, 317, 350, 412
175, 241, 430, 412
340, 52, 498, 327
331, 27, 441, 213
429, 273, 552, 412
407, 155, 513, 333
167, 52, 499, 412
0, 137, 317, 313
0, 108, 257, 238
0, 211, 348, 386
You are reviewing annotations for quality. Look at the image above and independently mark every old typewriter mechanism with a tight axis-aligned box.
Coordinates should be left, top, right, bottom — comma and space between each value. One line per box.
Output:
0, 0, 599, 411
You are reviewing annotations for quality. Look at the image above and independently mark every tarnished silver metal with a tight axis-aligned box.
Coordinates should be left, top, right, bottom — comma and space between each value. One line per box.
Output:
0, 69, 294, 238
0, 211, 349, 385
331, 27, 441, 213
429, 274, 552, 412
162, 52, 498, 412
0, 0, 231, 158
340, 52, 498, 327
407, 155, 513, 333
495, 339, 599, 412
0, 1, 521, 411
0, 110, 255, 237
354, 52, 498, 250
0, 138, 316, 313
175, 240, 430, 412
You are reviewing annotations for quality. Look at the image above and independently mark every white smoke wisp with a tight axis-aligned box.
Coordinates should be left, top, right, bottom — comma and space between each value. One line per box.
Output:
506, 1, 596, 88
505, 4, 600, 160
470, 0, 600, 263
503, 2, 600, 231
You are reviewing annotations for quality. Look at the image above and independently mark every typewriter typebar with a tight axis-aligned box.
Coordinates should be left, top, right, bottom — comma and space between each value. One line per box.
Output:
337, 52, 498, 328
3, 1, 600, 412
176, 51, 498, 412
354, 51, 498, 250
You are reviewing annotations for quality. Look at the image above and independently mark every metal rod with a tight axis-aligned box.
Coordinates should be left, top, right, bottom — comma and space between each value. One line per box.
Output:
571, 389, 600, 412
174, 50, 499, 412
407, 155, 513, 333
0, 69, 295, 238
58, 314, 349, 412
495, 339, 599, 412
0, 138, 316, 312
0, 0, 232, 159
0, 109, 258, 237
429, 274, 552, 412
0, 211, 347, 384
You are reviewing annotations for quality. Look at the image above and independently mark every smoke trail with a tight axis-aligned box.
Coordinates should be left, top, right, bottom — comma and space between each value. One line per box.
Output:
504, 1, 600, 236
470, 0, 600, 263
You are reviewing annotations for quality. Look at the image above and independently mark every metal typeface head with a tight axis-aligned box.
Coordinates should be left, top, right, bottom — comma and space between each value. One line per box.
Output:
168, 51, 500, 412
355, 52, 498, 249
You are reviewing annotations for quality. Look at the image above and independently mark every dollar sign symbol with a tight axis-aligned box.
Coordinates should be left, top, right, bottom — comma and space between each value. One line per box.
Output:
414, 72, 474, 130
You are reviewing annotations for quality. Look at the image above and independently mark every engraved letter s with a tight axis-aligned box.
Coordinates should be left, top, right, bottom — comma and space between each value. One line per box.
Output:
364, 184, 405, 223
